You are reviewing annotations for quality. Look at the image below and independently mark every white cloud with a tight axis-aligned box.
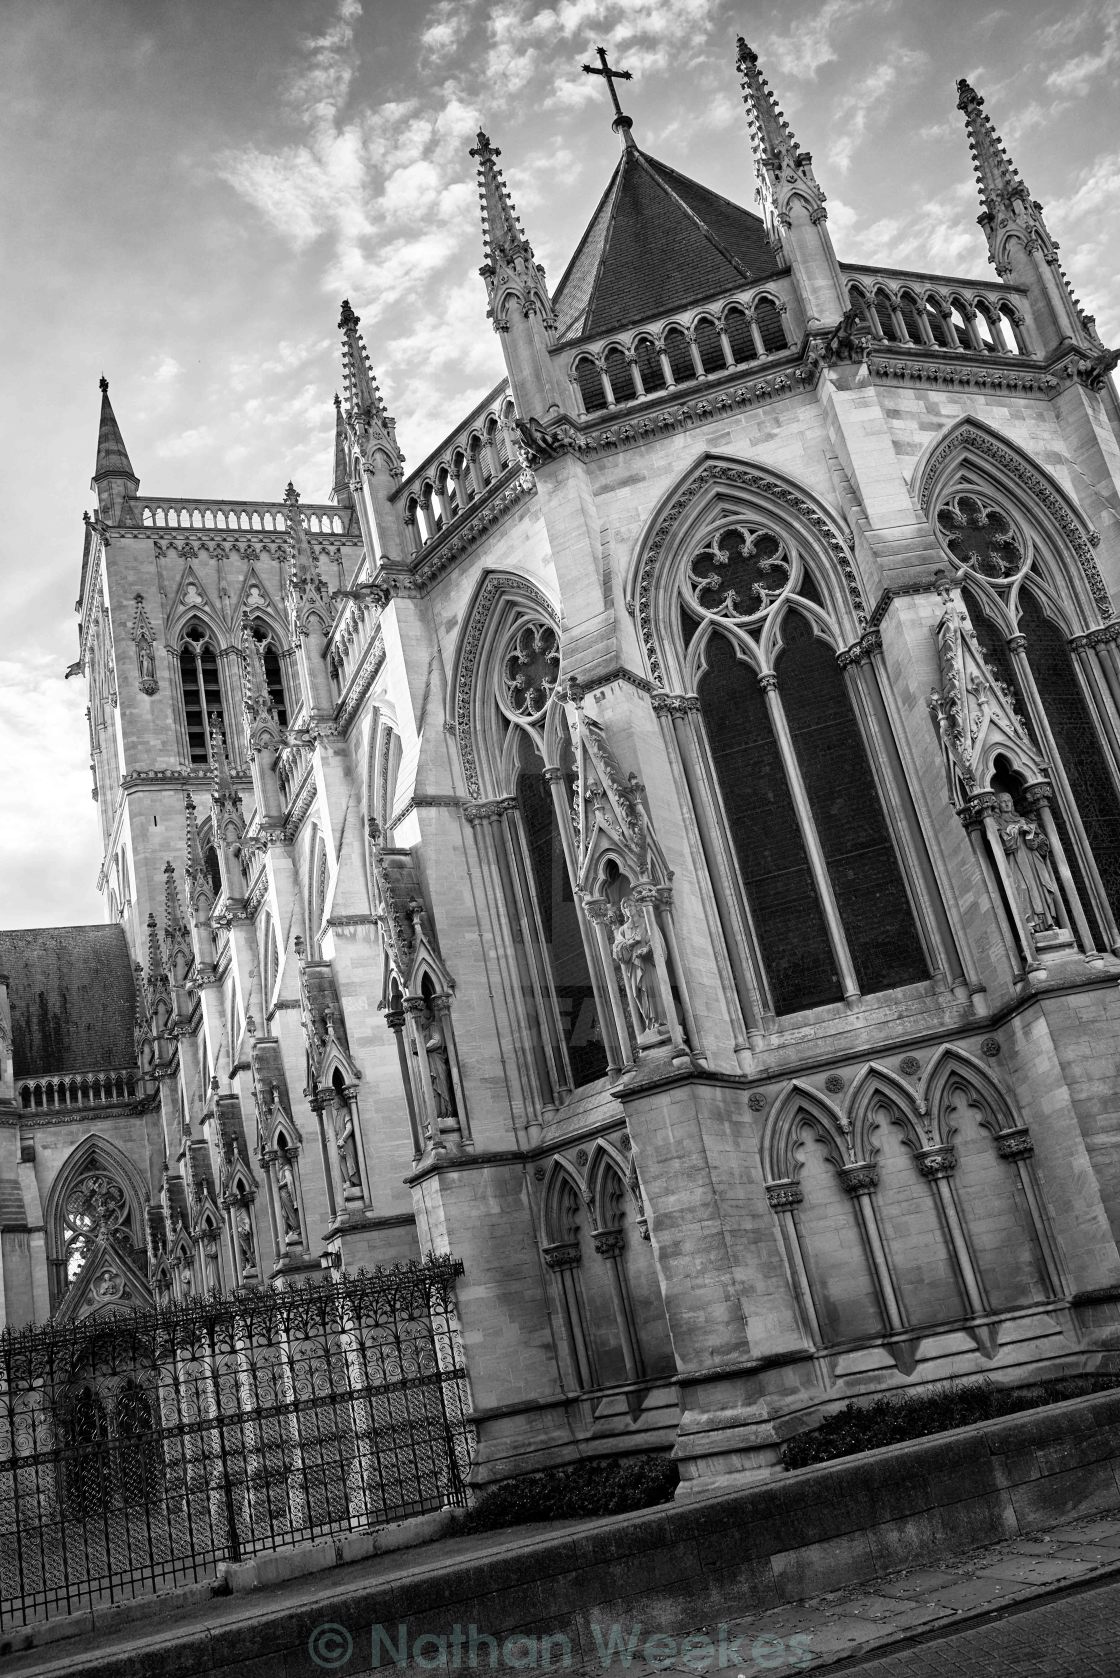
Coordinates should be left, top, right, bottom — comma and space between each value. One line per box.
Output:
829, 47, 929, 173
757, 0, 884, 81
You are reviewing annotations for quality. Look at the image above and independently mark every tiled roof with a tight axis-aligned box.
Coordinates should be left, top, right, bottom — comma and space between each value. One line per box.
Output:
0, 926, 137, 1077
552, 145, 781, 343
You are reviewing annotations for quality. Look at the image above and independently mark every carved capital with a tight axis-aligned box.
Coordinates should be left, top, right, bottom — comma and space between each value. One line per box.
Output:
765, 1180, 803, 1211
962, 790, 1000, 831
592, 1228, 625, 1258
996, 1126, 1034, 1161
1005, 633, 1028, 652
651, 692, 702, 718
915, 1145, 957, 1180
757, 672, 779, 694
1019, 780, 1054, 813
840, 1162, 879, 1196
542, 1241, 580, 1272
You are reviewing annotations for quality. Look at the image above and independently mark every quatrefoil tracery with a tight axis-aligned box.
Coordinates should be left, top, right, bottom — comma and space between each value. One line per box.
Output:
936, 493, 1025, 583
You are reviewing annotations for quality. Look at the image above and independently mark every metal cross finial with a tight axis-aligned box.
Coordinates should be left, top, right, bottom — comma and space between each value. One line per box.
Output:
582, 45, 634, 137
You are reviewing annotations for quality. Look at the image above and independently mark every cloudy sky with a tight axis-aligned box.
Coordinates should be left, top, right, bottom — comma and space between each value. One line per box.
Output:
1, 0, 1117, 930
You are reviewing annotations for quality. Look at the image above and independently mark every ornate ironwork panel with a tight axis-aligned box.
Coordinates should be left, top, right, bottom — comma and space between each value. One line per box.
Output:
0, 1258, 471, 1630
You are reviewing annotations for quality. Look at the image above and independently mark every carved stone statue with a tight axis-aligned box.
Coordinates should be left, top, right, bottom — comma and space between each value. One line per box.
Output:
276, 1150, 302, 1242
137, 638, 156, 686
424, 1008, 455, 1120
611, 896, 665, 1044
333, 1096, 363, 1189
235, 1206, 256, 1272
995, 793, 1060, 935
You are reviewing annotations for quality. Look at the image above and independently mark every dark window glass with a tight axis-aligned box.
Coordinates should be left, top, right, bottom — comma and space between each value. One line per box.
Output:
755, 299, 787, 353
574, 359, 607, 414
724, 307, 756, 364
603, 347, 636, 403
516, 738, 607, 1086
695, 318, 726, 374
873, 292, 899, 342
179, 624, 223, 765
698, 628, 841, 1013
777, 612, 928, 994
664, 327, 695, 385
633, 337, 667, 392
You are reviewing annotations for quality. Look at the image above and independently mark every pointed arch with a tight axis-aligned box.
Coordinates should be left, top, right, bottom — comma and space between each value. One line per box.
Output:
541, 1156, 586, 1247
845, 1062, 929, 1159
913, 416, 1110, 626
45, 1135, 148, 1308
919, 1045, 1019, 1141
762, 1081, 850, 1183
450, 569, 560, 802
625, 452, 866, 691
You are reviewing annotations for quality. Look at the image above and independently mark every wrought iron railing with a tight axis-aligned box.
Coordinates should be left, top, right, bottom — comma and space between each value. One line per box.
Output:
0, 1258, 471, 1630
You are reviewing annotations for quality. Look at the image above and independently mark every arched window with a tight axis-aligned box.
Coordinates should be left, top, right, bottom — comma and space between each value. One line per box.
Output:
724, 305, 757, 364
663, 326, 695, 385
249, 620, 288, 729
61, 1167, 135, 1285
603, 346, 636, 404
754, 298, 787, 353
936, 482, 1120, 939
574, 357, 607, 414
633, 336, 667, 392
683, 523, 927, 1016
694, 316, 726, 375
178, 621, 224, 765
923, 297, 952, 348
872, 290, 899, 342
898, 292, 926, 345
974, 304, 1001, 353
462, 594, 608, 1096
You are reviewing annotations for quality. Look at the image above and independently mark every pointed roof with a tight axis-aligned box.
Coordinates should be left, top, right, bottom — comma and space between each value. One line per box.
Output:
552, 145, 781, 343
91, 376, 138, 487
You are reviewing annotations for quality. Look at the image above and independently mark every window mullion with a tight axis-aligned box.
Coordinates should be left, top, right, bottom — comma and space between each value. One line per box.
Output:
543, 767, 625, 1074
760, 673, 861, 1001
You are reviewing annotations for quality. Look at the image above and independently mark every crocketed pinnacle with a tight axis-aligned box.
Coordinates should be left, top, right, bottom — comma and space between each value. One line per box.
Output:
736, 38, 801, 169
338, 301, 397, 429
209, 714, 237, 805
146, 912, 166, 985
184, 793, 203, 882
163, 859, 188, 943
91, 375, 138, 487
331, 392, 351, 506
471, 130, 534, 269
956, 78, 1030, 216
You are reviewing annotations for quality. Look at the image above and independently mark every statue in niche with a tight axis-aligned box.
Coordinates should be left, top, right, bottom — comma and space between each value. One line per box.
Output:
611, 896, 666, 1044
995, 792, 1060, 935
202, 1235, 221, 1293
423, 1007, 455, 1120
333, 1095, 363, 1189
235, 1206, 256, 1272
276, 1148, 302, 1242
136, 636, 157, 692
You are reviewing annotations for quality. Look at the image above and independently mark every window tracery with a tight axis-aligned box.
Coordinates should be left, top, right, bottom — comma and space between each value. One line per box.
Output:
62, 1171, 134, 1285
679, 516, 927, 1016
178, 620, 225, 765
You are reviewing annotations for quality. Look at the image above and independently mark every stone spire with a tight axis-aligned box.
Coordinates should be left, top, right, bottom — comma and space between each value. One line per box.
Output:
956, 78, 1111, 370
735, 39, 846, 327
471, 130, 559, 417
91, 376, 140, 523
338, 301, 402, 461
330, 393, 353, 510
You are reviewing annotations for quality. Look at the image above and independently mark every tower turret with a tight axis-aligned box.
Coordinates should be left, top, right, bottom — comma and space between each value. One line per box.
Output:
736, 39, 847, 328
956, 78, 1114, 378
338, 301, 405, 559
91, 376, 139, 523
471, 130, 561, 420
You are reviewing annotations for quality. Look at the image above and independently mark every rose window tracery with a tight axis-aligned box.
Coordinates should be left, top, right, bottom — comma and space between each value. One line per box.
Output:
687, 526, 792, 622
63, 1172, 132, 1283
936, 493, 1024, 581
501, 621, 560, 719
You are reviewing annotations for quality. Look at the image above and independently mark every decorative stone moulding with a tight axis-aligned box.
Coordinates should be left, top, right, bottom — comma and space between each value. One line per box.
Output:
915, 1145, 958, 1179
981, 1037, 1002, 1057
995, 1127, 1034, 1160
747, 1092, 767, 1112
840, 1163, 879, 1196
899, 1055, 922, 1077
765, 1180, 803, 1210
824, 1073, 845, 1094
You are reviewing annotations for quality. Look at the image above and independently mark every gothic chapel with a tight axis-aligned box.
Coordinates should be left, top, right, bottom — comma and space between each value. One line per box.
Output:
4, 41, 1120, 1493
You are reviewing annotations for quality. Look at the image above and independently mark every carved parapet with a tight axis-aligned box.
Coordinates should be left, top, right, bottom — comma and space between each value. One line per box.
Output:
914, 1145, 958, 1180
765, 1180, 803, 1211
839, 1162, 879, 1196
995, 1126, 1034, 1161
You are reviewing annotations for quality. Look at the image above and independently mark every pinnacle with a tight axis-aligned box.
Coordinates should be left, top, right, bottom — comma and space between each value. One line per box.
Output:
92, 374, 138, 488
956, 74, 1027, 206
736, 36, 800, 164
337, 298, 398, 443
471, 127, 532, 268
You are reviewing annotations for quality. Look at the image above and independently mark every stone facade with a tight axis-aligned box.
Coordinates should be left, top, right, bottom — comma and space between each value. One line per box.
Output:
4, 45, 1120, 1494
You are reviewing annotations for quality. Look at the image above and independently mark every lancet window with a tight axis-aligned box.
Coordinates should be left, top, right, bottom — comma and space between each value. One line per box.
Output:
248, 620, 288, 728
680, 519, 928, 1015
933, 482, 1120, 944
178, 620, 225, 765
465, 596, 608, 1096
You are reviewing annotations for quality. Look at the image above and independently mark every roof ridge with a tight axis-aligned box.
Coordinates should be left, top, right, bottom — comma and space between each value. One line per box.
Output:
637, 152, 757, 288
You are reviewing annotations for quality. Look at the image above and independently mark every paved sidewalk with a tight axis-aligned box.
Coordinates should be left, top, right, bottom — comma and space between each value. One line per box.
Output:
601, 1508, 1120, 1674
6, 1502, 1120, 1675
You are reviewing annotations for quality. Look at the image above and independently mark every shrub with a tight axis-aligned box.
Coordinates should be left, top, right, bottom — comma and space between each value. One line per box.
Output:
455, 1452, 678, 1534
780, 1372, 1120, 1471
